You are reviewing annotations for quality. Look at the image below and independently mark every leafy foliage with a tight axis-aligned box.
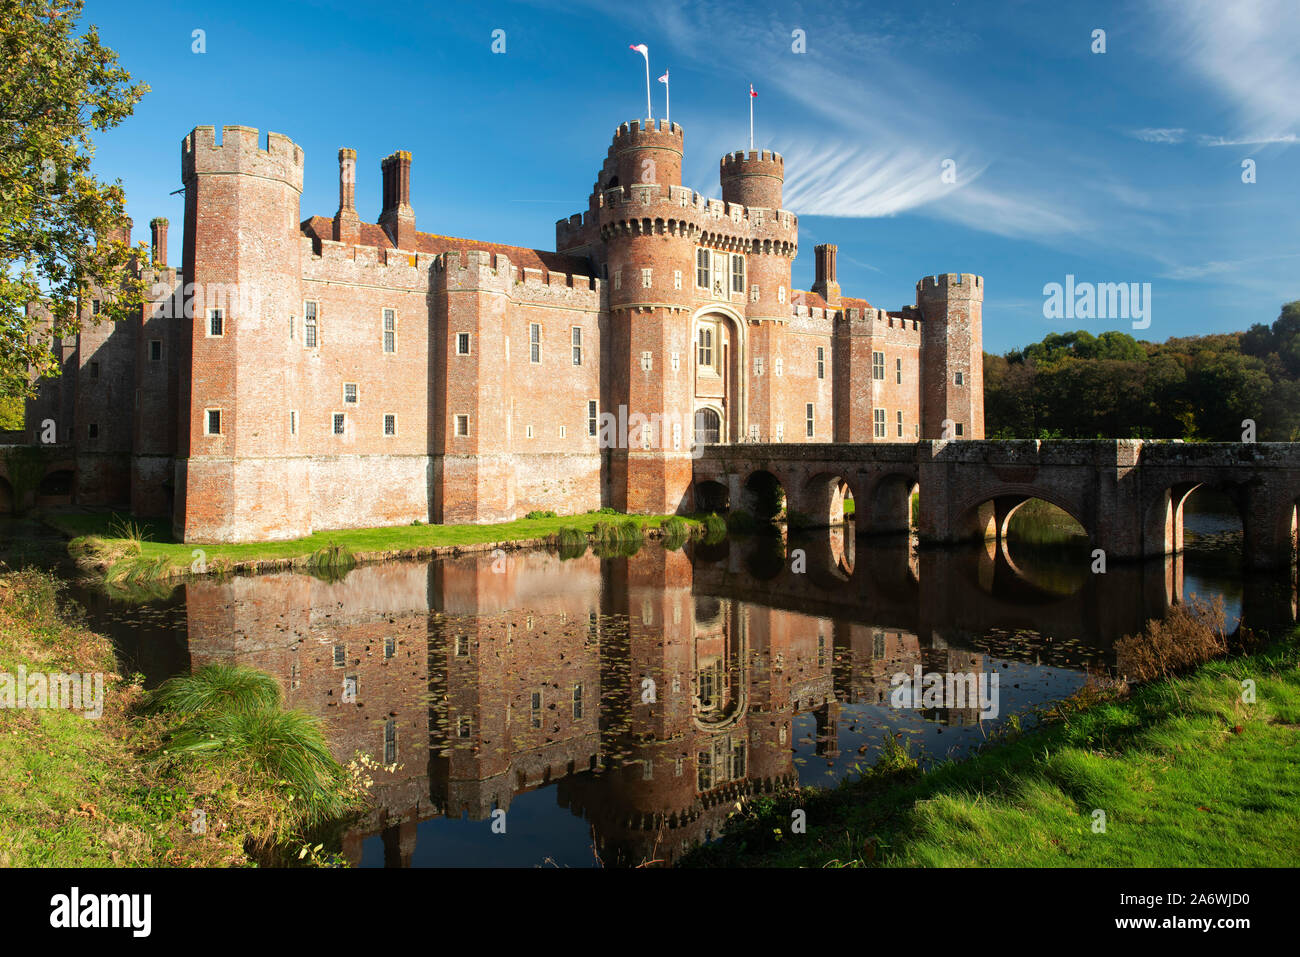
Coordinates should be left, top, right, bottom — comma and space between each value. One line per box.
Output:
985, 303, 1300, 440
1, 0, 149, 398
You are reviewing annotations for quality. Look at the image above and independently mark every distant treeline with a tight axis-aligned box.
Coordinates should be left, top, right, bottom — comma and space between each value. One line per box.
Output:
984, 301, 1300, 441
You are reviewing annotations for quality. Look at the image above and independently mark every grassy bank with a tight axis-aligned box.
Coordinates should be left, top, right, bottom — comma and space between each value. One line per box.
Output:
47, 509, 708, 582
681, 621, 1300, 868
0, 569, 368, 866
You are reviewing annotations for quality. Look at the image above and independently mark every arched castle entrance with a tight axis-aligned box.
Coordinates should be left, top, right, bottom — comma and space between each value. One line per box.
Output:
692, 305, 745, 446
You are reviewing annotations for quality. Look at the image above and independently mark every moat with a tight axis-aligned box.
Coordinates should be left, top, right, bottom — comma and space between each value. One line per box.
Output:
18, 498, 1297, 868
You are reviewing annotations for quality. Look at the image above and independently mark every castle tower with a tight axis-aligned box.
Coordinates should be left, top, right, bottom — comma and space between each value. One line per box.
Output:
719, 150, 793, 442
599, 120, 696, 514
917, 273, 984, 439
176, 125, 307, 542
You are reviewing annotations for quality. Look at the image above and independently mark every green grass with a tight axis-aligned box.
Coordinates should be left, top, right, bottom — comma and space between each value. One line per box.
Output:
0, 570, 368, 866
48, 510, 706, 579
681, 630, 1300, 868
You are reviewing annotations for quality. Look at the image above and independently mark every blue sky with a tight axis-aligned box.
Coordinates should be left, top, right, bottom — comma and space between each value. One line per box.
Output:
85, 0, 1299, 354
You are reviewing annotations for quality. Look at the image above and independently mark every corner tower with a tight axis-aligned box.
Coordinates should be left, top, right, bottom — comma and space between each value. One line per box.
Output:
917, 273, 984, 439
719, 150, 794, 441
176, 125, 307, 542
598, 120, 696, 514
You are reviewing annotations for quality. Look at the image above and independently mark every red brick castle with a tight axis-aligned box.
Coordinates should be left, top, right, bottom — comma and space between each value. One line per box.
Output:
25, 119, 984, 543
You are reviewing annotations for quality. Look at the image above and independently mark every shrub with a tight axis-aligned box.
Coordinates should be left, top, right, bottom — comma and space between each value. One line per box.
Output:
661, 516, 690, 551
556, 526, 587, 560
1115, 594, 1231, 683
702, 513, 728, 544
526, 510, 558, 520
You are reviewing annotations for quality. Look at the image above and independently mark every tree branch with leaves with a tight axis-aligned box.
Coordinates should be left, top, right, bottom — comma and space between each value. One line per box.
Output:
0, 0, 148, 398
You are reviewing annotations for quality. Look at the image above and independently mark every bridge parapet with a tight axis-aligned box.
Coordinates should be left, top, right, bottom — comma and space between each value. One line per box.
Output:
692, 439, 1300, 571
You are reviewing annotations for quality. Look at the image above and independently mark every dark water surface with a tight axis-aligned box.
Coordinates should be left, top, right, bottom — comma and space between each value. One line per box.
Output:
9, 498, 1294, 868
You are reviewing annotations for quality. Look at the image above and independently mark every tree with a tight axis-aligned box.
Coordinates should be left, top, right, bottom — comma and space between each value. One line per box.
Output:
0, 0, 148, 398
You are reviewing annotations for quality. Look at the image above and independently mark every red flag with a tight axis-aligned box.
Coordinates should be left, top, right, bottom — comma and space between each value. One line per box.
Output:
750, 84, 757, 97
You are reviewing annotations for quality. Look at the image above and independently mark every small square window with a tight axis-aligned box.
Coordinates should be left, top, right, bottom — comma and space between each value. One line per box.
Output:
673, 270, 682, 290
384, 637, 396, 659
91, 299, 101, 316
289, 410, 297, 435
806, 403, 815, 438
640, 351, 652, 372
343, 383, 357, 404
571, 326, 582, 366
613, 269, 622, 290
149, 340, 162, 362
817, 346, 825, 379
88, 361, 99, 380
896, 357, 903, 384
88, 422, 99, 440
587, 400, 598, 437
525, 424, 534, 439
333, 643, 346, 667
455, 414, 470, 437
750, 284, 759, 303
873, 352, 885, 380
641, 268, 652, 288
384, 413, 396, 436
304, 300, 318, 348
208, 309, 223, 337
955, 422, 965, 436
456, 333, 471, 355
529, 323, 541, 363
955, 371, 965, 386
333, 413, 345, 435
774, 357, 783, 377
206, 409, 222, 435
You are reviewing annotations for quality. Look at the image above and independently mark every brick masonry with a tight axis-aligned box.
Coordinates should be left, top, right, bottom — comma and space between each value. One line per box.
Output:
23, 120, 985, 542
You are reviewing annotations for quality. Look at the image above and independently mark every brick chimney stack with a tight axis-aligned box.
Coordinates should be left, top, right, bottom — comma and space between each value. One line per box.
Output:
333, 148, 360, 245
379, 150, 415, 250
812, 243, 841, 307
150, 217, 169, 266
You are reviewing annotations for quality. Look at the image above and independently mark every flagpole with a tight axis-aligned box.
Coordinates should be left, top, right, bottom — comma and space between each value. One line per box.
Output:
665, 73, 670, 126
749, 87, 754, 149
644, 57, 652, 121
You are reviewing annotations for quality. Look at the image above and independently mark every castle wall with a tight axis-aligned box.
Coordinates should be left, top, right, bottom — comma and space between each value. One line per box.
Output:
36, 118, 984, 541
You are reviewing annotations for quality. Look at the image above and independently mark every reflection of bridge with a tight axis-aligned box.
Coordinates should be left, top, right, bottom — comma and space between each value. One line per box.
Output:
694, 440, 1300, 571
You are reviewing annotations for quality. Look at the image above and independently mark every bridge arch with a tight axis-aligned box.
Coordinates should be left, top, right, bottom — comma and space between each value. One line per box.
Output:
694, 478, 729, 513
741, 469, 788, 523
953, 485, 1092, 545
796, 471, 858, 528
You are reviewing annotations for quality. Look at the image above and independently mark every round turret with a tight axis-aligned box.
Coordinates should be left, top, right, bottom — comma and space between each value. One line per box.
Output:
610, 119, 684, 192
719, 150, 784, 211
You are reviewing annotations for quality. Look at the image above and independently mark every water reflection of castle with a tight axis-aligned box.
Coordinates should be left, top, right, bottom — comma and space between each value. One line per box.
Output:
180, 531, 1295, 866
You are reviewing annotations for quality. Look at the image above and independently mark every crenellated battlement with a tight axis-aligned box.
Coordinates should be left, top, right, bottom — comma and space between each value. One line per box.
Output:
588, 182, 797, 248
438, 250, 602, 307
182, 125, 304, 191
719, 149, 785, 175
611, 119, 684, 151
916, 273, 983, 298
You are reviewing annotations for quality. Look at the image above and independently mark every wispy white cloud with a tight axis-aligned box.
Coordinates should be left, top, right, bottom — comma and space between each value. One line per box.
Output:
1129, 127, 1187, 144
1153, 0, 1300, 144
1198, 133, 1298, 147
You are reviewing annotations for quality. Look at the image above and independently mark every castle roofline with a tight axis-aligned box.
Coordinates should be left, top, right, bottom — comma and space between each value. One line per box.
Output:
792, 289, 872, 311
300, 216, 593, 278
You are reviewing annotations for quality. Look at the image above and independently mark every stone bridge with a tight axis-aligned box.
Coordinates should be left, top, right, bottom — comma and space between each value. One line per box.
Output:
692, 440, 1300, 571
0, 444, 78, 513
